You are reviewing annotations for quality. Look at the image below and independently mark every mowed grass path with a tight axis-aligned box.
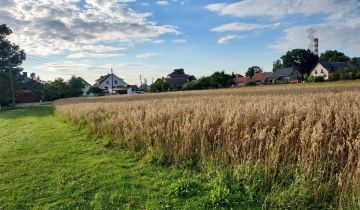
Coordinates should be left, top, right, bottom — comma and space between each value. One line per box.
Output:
0, 106, 198, 209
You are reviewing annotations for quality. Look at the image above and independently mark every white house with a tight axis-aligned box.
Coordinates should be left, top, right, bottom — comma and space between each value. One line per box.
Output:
310, 61, 354, 80
80, 78, 92, 96
95, 73, 130, 94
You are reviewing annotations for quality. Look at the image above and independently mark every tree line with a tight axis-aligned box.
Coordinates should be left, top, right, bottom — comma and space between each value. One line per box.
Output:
151, 48, 359, 92
0, 24, 95, 106
1, 23, 360, 104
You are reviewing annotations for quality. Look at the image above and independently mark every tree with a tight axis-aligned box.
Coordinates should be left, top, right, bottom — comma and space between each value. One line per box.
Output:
45, 78, 69, 100
188, 75, 197, 81
351, 57, 360, 66
28, 73, 44, 101
68, 76, 85, 97
245, 66, 263, 78
150, 78, 169, 92
88, 86, 105, 96
279, 49, 318, 75
320, 50, 350, 62
182, 80, 198, 90
0, 24, 26, 105
208, 71, 233, 88
172, 68, 185, 75
273, 59, 282, 72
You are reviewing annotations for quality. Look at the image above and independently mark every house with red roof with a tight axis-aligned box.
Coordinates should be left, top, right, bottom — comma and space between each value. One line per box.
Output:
234, 74, 251, 86
252, 72, 272, 85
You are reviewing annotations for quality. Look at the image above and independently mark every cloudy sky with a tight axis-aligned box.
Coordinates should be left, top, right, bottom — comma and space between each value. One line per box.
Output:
1, 0, 360, 85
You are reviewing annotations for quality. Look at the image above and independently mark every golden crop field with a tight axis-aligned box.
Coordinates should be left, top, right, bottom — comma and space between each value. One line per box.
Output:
55, 82, 360, 208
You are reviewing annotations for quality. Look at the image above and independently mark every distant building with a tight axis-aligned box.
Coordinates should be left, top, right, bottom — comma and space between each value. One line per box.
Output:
16, 72, 38, 103
251, 72, 272, 85
79, 78, 91, 96
95, 73, 131, 94
265, 67, 303, 84
139, 83, 150, 92
234, 74, 250, 86
310, 61, 355, 80
165, 72, 189, 90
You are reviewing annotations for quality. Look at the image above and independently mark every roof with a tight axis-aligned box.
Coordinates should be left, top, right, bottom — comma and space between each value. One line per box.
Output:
234, 75, 250, 84
80, 78, 91, 86
95, 73, 127, 86
96, 74, 111, 85
318, 61, 354, 73
267, 67, 303, 80
252, 72, 271, 82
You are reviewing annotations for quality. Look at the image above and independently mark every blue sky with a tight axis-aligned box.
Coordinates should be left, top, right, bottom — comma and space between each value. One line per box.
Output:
1, 0, 359, 85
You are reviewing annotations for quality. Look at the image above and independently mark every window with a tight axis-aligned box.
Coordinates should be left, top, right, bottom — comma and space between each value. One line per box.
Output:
106, 81, 109, 84
104, 86, 108, 89
315, 70, 318, 74
114, 80, 118, 84
320, 69, 324, 73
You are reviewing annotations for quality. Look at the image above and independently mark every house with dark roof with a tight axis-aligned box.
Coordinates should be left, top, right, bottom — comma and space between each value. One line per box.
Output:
95, 73, 130, 94
310, 61, 355, 80
16, 72, 38, 103
265, 67, 303, 84
233, 74, 250, 86
252, 72, 272, 85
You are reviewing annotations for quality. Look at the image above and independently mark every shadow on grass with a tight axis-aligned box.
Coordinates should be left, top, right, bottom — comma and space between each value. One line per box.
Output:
0, 105, 54, 119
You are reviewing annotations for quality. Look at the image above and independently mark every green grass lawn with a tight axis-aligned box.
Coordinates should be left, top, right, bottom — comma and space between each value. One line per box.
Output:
0, 105, 214, 209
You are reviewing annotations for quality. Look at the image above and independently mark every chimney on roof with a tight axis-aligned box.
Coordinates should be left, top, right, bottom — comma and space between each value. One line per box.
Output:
22, 72, 27, 78
312, 38, 319, 56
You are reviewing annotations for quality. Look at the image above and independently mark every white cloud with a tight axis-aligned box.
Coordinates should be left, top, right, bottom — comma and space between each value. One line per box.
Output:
153, 39, 165, 44
206, 0, 357, 18
207, 0, 360, 56
141, 2, 149, 7
136, 52, 158, 59
157, 1, 169, 5
1, 0, 178, 55
172, 39, 186, 44
212, 22, 280, 32
66, 53, 126, 59
218, 34, 237, 44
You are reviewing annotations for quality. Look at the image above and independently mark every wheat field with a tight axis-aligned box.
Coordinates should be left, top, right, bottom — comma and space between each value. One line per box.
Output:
55, 82, 360, 208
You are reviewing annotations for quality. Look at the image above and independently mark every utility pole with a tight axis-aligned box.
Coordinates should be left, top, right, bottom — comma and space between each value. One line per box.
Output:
8, 60, 15, 107
111, 68, 113, 95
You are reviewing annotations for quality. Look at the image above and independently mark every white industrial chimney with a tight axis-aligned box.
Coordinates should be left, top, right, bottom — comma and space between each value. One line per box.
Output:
312, 38, 319, 56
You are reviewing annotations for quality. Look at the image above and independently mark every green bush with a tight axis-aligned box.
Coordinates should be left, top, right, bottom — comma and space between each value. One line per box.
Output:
306, 76, 315, 82
314, 76, 324, 82
244, 81, 256, 86
209, 185, 231, 208
328, 72, 340, 81
182, 80, 198, 90
169, 178, 203, 198
356, 68, 360, 79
